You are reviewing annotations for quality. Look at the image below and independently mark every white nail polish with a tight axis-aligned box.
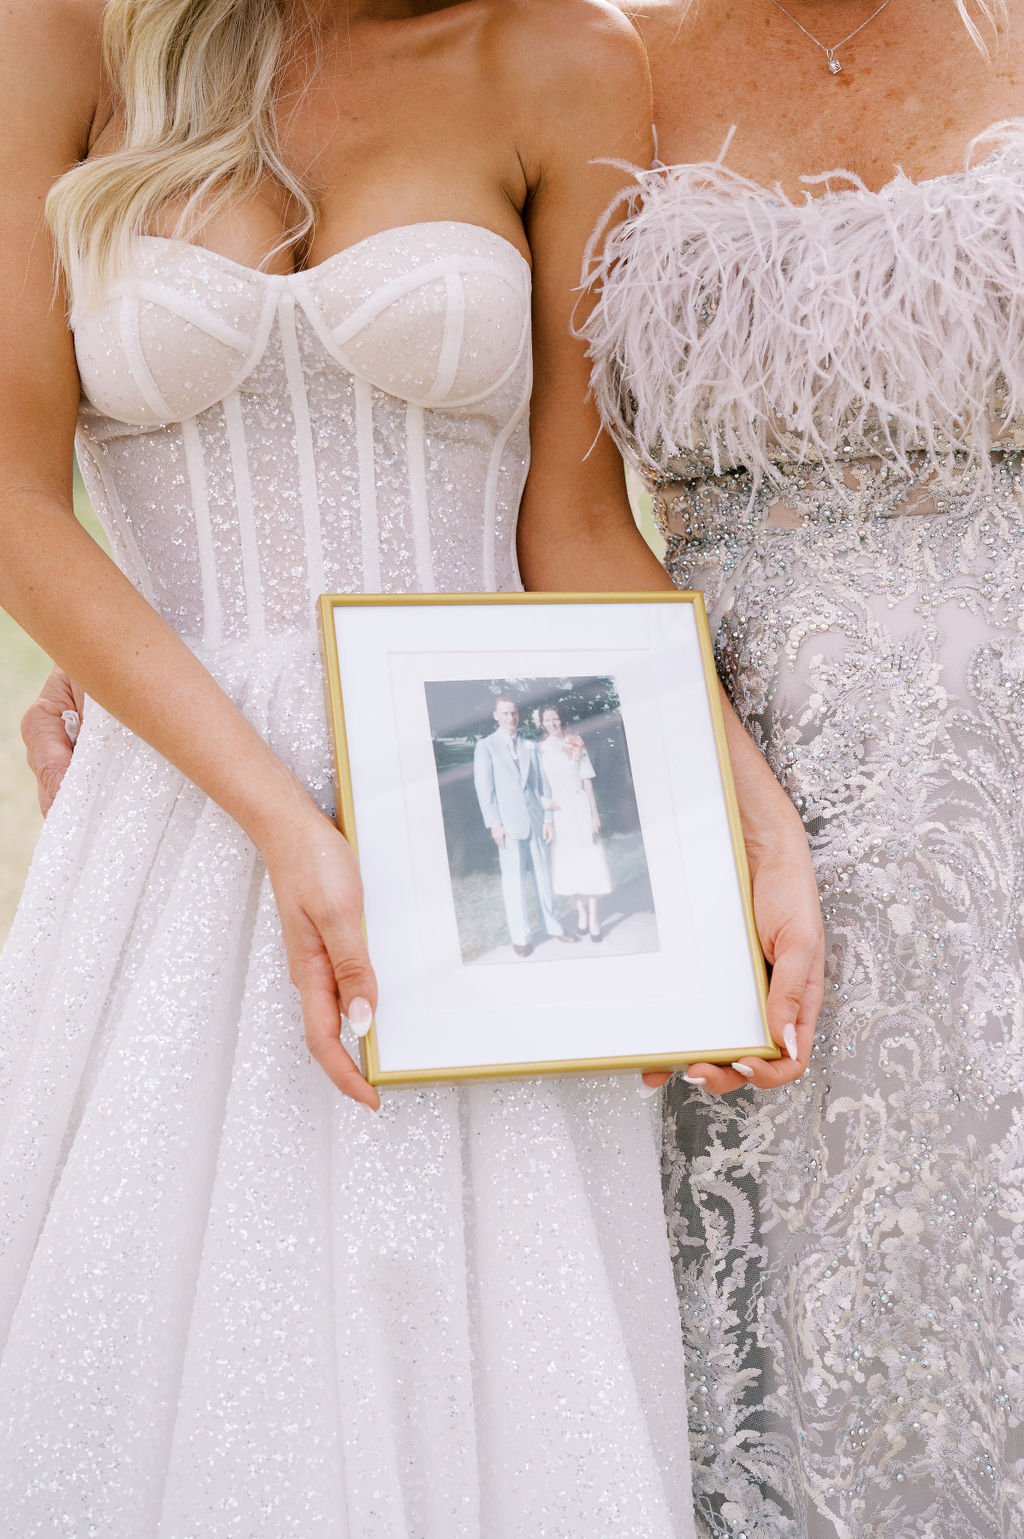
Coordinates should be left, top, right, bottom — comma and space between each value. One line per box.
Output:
783, 1023, 799, 1060
683, 1072, 707, 1087
636, 1080, 660, 1099
346, 997, 373, 1037
733, 1062, 756, 1079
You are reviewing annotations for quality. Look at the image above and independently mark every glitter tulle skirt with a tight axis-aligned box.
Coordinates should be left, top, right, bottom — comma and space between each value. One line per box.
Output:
657, 454, 1024, 1537
0, 631, 694, 1539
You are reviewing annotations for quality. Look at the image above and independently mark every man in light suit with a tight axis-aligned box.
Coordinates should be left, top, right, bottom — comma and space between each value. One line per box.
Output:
473, 697, 579, 957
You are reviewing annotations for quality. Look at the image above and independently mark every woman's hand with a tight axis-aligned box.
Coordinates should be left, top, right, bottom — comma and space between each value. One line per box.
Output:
21, 666, 83, 815
643, 691, 825, 1096
17, 660, 382, 1111
675, 837, 824, 1095
260, 807, 380, 1111
20, 661, 382, 1109
470, 1, 822, 1095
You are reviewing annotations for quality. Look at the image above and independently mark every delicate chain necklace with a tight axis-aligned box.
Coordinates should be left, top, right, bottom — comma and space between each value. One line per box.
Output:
764, 0, 894, 74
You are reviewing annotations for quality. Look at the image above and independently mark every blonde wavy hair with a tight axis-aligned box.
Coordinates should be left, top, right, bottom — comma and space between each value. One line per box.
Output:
46, 0, 315, 310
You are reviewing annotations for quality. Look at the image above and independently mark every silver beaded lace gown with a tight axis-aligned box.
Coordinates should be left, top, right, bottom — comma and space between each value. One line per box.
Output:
0, 224, 695, 1539
585, 125, 1024, 1538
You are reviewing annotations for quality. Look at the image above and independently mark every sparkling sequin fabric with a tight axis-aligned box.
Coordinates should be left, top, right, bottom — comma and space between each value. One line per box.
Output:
586, 136, 1024, 1536
0, 224, 695, 1538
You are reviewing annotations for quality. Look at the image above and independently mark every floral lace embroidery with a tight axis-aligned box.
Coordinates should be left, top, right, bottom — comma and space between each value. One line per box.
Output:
658, 454, 1024, 1537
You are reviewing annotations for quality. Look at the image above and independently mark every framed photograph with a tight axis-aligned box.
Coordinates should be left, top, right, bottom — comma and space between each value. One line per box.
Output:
318, 592, 773, 1086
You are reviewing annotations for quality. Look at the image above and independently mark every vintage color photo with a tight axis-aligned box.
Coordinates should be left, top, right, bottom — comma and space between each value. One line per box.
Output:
424, 676, 659, 965
320, 593, 771, 1083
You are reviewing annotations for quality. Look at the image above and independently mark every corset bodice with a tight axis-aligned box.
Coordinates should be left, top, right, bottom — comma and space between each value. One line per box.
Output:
73, 223, 532, 649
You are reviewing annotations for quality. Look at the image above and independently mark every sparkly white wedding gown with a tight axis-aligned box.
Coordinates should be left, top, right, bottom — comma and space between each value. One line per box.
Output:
586, 127, 1024, 1537
0, 224, 694, 1539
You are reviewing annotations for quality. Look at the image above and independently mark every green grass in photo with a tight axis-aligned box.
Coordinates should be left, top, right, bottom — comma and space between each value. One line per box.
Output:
451, 827, 651, 962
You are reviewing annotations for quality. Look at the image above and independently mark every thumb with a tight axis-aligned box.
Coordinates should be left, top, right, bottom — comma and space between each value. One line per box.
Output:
37, 749, 73, 816
295, 913, 379, 1109
332, 927, 378, 1026
763, 929, 813, 1028
765, 939, 813, 1062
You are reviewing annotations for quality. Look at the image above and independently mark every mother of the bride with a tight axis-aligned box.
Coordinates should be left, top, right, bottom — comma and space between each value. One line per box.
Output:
594, 0, 1024, 1531
0, 0, 823, 1532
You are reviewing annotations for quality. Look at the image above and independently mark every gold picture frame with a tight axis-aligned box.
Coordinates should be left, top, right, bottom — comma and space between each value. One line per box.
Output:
318, 591, 773, 1086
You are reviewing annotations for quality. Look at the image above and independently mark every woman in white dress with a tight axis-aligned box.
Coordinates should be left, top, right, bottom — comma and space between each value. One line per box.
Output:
0, 4, 705, 1534
587, 0, 1024, 1532
538, 705, 612, 940
1, 1, 822, 1533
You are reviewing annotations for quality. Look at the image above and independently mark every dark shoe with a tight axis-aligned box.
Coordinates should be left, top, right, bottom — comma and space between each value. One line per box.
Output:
512, 942, 533, 958
577, 918, 589, 936
589, 928, 603, 944
555, 932, 580, 944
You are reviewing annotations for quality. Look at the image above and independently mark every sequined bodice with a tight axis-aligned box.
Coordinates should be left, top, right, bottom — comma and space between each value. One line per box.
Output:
73, 223, 532, 648
2, 232, 695, 1539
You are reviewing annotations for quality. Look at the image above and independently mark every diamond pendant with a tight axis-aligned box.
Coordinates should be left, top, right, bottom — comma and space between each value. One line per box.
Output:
827, 54, 842, 73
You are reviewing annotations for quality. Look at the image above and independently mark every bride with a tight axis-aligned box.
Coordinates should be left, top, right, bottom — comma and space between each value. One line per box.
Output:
538, 704, 613, 941
1, 0, 825, 1531
0, 0, 826, 1531
590, 0, 1024, 1531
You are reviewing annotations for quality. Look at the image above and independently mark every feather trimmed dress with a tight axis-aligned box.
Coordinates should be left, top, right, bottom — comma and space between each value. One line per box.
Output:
584, 124, 1024, 1537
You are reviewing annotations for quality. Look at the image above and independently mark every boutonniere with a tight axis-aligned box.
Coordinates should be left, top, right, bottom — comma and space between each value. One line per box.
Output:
562, 734, 586, 762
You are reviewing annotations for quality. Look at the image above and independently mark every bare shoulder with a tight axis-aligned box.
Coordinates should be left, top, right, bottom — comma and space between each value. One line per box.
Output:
499, 0, 644, 52
483, 0, 651, 167
486, 0, 648, 101
0, 0, 105, 58
0, 0, 105, 144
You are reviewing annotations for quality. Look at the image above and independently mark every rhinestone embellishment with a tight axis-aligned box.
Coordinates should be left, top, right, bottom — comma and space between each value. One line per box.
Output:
827, 54, 842, 73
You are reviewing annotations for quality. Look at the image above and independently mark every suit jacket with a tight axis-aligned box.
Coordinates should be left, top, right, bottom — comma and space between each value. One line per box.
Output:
473, 730, 551, 841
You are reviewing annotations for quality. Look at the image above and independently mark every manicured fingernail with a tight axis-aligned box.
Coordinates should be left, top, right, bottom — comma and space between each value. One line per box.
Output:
782, 1023, 798, 1060
363, 1100, 380, 1115
346, 998, 373, 1036
733, 1062, 756, 1079
683, 1072, 707, 1087
636, 1080, 660, 1099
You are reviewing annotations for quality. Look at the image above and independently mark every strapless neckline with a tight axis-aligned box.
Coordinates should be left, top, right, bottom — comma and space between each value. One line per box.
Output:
73, 213, 534, 640
134, 220, 531, 284
651, 115, 1024, 207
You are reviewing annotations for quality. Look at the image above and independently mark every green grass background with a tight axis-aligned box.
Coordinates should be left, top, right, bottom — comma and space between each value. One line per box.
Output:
0, 469, 662, 944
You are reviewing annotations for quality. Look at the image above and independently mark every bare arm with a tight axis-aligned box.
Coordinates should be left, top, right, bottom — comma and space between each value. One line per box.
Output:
511, 4, 823, 1091
514, 11, 668, 598
0, 2, 378, 1106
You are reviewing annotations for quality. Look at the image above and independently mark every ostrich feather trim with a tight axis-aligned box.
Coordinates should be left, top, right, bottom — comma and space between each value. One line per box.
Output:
581, 121, 1024, 485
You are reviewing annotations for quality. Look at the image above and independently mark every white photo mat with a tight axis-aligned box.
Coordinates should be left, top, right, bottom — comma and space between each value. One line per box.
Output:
320, 595, 771, 1084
